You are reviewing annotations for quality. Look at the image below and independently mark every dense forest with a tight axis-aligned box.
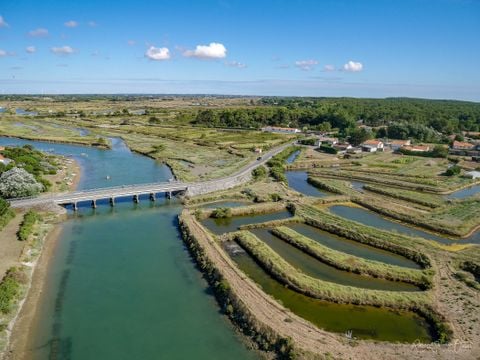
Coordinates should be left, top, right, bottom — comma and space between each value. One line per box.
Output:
190, 97, 480, 141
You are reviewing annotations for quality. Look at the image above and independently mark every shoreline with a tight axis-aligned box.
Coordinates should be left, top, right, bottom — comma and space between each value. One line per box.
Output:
0, 133, 110, 150
2, 158, 81, 360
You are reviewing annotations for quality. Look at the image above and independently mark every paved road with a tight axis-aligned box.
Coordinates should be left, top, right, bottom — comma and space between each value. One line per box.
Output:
9, 142, 293, 208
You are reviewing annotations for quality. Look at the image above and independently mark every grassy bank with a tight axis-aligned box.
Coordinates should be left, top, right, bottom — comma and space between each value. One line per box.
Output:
271, 226, 432, 288
294, 204, 432, 268
17, 211, 40, 241
362, 184, 444, 208
0, 198, 15, 231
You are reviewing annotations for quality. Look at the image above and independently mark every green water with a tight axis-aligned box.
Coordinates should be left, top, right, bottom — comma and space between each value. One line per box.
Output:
249, 229, 420, 292
289, 223, 420, 269
29, 202, 257, 359
229, 248, 433, 343
201, 210, 292, 234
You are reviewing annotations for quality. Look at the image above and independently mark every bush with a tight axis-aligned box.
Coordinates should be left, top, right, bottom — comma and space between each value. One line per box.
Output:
0, 268, 22, 314
0, 197, 15, 230
0, 167, 44, 198
319, 144, 338, 154
17, 210, 40, 241
445, 165, 461, 176
252, 166, 267, 180
211, 207, 232, 218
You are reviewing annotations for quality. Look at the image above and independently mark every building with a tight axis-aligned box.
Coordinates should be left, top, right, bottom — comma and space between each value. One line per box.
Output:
360, 139, 384, 152
261, 126, 301, 134
465, 171, 480, 179
315, 137, 338, 147
402, 145, 431, 152
253, 147, 263, 154
452, 141, 475, 151
0, 154, 12, 165
333, 143, 352, 153
389, 139, 411, 152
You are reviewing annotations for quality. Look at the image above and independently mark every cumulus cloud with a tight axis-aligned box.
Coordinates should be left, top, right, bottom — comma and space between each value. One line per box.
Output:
0, 15, 9, 28
51, 46, 75, 55
225, 60, 246, 69
343, 60, 363, 72
184, 42, 227, 59
324, 64, 335, 72
64, 20, 79, 28
29, 28, 49, 37
26, 46, 36, 54
145, 46, 170, 61
295, 59, 318, 71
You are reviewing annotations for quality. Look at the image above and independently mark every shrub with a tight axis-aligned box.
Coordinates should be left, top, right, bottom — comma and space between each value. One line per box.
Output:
319, 144, 338, 154
252, 166, 267, 180
0, 167, 44, 198
211, 207, 232, 218
0, 268, 23, 314
17, 210, 40, 241
445, 165, 461, 176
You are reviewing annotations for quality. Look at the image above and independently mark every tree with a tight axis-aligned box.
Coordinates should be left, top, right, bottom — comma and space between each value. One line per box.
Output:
348, 127, 371, 146
0, 167, 44, 198
252, 166, 267, 180
445, 165, 461, 176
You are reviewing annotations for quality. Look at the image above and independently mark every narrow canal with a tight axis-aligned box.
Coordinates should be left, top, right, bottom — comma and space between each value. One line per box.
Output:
0, 137, 257, 359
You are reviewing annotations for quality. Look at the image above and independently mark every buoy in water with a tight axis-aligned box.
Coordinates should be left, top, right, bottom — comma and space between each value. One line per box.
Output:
106, 175, 111, 180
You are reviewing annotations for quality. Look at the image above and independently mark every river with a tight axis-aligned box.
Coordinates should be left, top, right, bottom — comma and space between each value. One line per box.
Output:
0, 137, 256, 359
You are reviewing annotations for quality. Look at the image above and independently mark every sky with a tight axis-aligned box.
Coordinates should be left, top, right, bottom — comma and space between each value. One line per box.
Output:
0, 0, 479, 100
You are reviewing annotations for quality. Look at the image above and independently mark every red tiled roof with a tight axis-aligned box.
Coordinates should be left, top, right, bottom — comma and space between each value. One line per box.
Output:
362, 139, 383, 146
453, 141, 475, 149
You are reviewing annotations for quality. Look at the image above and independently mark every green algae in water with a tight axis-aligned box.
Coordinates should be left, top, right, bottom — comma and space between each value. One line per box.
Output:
229, 247, 433, 343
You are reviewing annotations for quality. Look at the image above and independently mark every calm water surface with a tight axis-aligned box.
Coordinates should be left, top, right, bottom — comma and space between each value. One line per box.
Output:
286, 171, 331, 197
0, 136, 256, 359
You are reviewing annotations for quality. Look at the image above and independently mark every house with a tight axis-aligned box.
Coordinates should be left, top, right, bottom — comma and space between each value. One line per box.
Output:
0, 146, 5, 151
333, 143, 352, 153
449, 141, 480, 156
464, 171, 480, 179
389, 139, 411, 152
360, 139, 384, 152
452, 141, 475, 151
261, 126, 301, 134
0, 154, 12, 165
253, 147, 263, 154
402, 145, 431, 152
315, 137, 338, 147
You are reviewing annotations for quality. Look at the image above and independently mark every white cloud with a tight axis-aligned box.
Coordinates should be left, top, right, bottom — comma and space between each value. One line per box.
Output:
26, 46, 36, 54
127, 40, 136, 46
0, 15, 9, 28
0, 49, 15, 57
225, 60, 246, 69
29, 28, 49, 37
51, 46, 75, 55
64, 20, 79, 28
343, 60, 363, 72
184, 42, 227, 59
88, 21, 97, 27
145, 46, 170, 61
324, 64, 335, 72
295, 59, 318, 71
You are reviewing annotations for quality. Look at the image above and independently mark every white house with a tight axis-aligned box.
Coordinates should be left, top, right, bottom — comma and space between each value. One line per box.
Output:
389, 139, 411, 152
261, 126, 301, 134
315, 137, 338, 147
0, 154, 12, 165
361, 139, 384, 152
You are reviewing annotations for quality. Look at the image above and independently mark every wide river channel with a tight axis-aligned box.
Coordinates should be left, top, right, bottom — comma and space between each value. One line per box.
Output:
0, 137, 257, 359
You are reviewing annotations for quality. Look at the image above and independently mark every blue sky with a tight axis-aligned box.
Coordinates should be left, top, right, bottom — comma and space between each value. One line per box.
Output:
0, 0, 479, 100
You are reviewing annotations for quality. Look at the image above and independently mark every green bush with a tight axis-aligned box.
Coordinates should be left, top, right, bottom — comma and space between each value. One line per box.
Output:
319, 144, 338, 154
445, 165, 461, 176
0, 197, 15, 230
211, 207, 232, 218
252, 166, 267, 180
0, 268, 22, 314
17, 210, 40, 241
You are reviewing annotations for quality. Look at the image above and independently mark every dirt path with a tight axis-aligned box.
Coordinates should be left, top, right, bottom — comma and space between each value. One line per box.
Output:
0, 213, 24, 279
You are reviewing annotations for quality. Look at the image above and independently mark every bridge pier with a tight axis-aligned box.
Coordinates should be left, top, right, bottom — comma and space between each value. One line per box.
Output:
149, 193, 156, 201
110, 197, 115, 206
91, 199, 97, 209
72, 202, 78, 211
133, 194, 139, 204
166, 191, 172, 199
